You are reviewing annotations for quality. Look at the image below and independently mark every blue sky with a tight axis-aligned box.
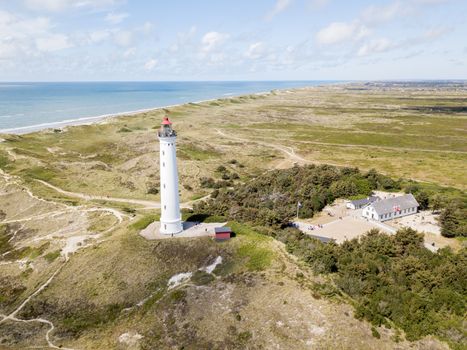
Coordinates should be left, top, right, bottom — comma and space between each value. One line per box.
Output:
0, 0, 465, 81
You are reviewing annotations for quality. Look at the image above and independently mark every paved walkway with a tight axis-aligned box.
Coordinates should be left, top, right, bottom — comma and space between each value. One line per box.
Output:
139, 221, 227, 240
294, 216, 387, 244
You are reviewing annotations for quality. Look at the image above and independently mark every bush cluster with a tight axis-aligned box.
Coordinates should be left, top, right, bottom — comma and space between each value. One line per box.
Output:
195, 165, 397, 226
280, 227, 466, 346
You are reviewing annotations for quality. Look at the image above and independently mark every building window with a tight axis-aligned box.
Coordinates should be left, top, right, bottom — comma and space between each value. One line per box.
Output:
162, 150, 165, 155
162, 162, 165, 167
163, 183, 166, 189
164, 224, 167, 230
164, 205, 166, 210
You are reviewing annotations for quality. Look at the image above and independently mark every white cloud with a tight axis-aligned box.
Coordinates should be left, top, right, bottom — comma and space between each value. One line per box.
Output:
423, 27, 449, 40
307, 0, 330, 9
201, 31, 229, 52
361, 2, 405, 24
24, 0, 121, 12
357, 38, 393, 56
266, 0, 292, 20
169, 26, 197, 53
316, 21, 369, 45
0, 41, 19, 59
412, 0, 448, 4
88, 29, 110, 43
114, 30, 132, 46
36, 33, 72, 51
123, 47, 136, 58
0, 9, 71, 59
140, 21, 153, 34
24, 0, 70, 12
144, 58, 158, 70
105, 12, 128, 24
245, 42, 265, 59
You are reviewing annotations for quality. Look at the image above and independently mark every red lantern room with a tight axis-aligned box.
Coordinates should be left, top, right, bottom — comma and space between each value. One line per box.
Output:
159, 116, 176, 137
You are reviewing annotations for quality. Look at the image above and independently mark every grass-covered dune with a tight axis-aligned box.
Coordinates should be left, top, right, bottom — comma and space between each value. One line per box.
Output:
0, 82, 466, 209
0, 81, 465, 349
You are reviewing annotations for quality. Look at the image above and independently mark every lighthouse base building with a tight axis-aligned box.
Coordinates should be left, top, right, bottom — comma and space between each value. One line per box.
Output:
158, 117, 183, 235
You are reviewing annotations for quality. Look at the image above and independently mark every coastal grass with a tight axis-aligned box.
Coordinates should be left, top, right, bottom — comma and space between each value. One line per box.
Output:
130, 214, 160, 231
0, 83, 465, 205
230, 221, 274, 271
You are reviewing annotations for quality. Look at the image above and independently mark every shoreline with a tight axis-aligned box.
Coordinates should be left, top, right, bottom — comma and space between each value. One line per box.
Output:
0, 89, 286, 135
0, 98, 219, 135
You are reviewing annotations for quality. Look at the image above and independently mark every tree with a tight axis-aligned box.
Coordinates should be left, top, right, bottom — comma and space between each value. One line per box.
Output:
439, 204, 460, 238
430, 194, 443, 213
415, 191, 429, 210
366, 169, 379, 189
404, 183, 420, 194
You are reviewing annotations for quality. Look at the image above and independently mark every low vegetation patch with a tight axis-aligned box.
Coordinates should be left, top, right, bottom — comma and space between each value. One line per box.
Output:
178, 143, 221, 161
44, 250, 61, 263
231, 222, 274, 271
191, 270, 215, 285
21, 166, 56, 182
130, 214, 159, 230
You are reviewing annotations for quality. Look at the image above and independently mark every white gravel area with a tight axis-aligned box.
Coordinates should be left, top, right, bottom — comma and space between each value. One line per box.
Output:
140, 221, 227, 240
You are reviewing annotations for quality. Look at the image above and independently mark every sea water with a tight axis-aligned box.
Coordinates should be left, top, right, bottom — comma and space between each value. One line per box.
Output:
0, 81, 335, 134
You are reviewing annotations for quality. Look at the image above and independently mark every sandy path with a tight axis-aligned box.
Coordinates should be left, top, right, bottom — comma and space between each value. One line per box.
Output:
0, 177, 126, 350
37, 180, 162, 208
0, 264, 75, 349
36, 180, 207, 209
215, 129, 314, 168
269, 138, 467, 154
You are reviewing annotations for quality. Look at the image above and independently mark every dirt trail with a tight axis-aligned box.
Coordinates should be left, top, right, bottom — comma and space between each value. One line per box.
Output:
0, 264, 74, 349
0, 205, 123, 350
215, 129, 316, 168
36, 179, 207, 209
0, 172, 126, 350
37, 180, 162, 208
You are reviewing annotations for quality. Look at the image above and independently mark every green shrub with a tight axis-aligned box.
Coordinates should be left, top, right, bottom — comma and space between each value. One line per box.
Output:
130, 214, 159, 230
169, 290, 186, 302
22, 166, 56, 181
371, 327, 381, 339
0, 153, 8, 169
44, 250, 61, 263
191, 271, 215, 286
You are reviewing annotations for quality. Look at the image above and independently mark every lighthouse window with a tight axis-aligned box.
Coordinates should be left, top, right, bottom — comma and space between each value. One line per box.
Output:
164, 205, 166, 210
162, 162, 165, 167
162, 151, 165, 155
163, 184, 166, 189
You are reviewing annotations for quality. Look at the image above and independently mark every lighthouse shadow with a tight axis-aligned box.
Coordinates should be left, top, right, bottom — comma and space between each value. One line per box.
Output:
182, 221, 202, 230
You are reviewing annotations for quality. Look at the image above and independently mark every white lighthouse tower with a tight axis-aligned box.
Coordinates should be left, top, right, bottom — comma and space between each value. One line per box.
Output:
158, 116, 183, 234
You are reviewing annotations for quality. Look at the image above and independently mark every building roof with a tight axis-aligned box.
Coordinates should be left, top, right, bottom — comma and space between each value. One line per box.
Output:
370, 194, 419, 215
215, 227, 232, 234
350, 195, 379, 207
162, 116, 172, 125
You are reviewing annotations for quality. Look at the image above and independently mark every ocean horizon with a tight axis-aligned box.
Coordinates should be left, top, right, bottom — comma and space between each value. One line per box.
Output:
0, 81, 338, 134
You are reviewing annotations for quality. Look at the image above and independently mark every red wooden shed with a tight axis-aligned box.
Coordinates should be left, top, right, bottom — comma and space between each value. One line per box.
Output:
215, 227, 232, 240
